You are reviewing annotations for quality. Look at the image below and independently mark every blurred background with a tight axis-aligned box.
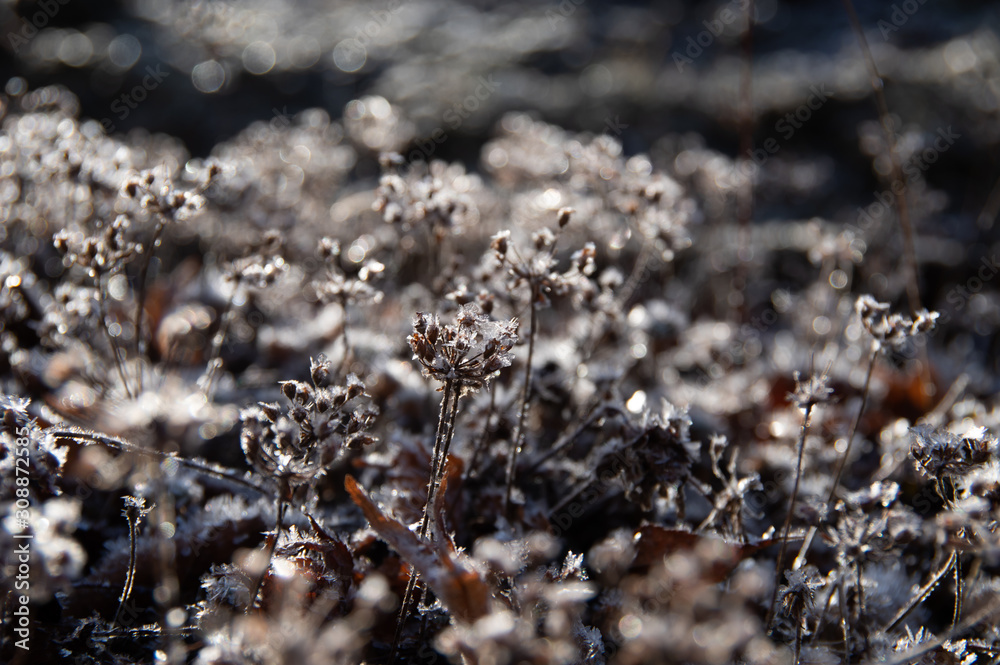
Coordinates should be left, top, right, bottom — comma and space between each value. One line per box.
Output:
1, 0, 995, 190
1, 0, 999, 355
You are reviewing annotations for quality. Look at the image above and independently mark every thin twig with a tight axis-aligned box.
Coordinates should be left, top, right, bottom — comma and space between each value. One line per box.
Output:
465, 388, 497, 481
869, 590, 1000, 664
827, 343, 879, 505
46, 427, 268, 495
248, 486, 285, 612
134, 215, 167, 389
391, 379, 460, 664
98, 271, 135, 400
880, 548, 958, 635
840, 0, 934, 400
527, 402, 625, 472
839, 571, 851, 661
198, 278, 241, 400
113, 509, 139, 627
113, 496, 151, 628
840, 0, 920, 316
767, 400, 815, 630
504, 287, 537, 514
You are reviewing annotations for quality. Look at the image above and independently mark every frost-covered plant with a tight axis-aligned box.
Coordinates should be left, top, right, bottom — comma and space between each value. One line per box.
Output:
1, 40, 999, 665
311, 237, 384, 375
114, 495, 153, 628
239, 357, 376, 608
394, 304, 517, 655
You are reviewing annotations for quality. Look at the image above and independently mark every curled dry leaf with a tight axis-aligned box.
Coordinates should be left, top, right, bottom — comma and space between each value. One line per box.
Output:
345, 473, 489, 623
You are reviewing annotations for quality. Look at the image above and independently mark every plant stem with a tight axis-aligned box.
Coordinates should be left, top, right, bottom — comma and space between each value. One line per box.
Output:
828, 343, 878, 505
528, 402, 624, 472
504, 286, 537, 514
840, 0, 921, 316
793, 618, 802, 665
99, 271, 135, 400
952, 553, 963, 630
392, 378, 460, 664
337, 296, 354, 377
113, 509, 140, 628
465, 387, 497, 481
880, 548, 957, 635
839, 572, 851, 662
767, 401, 814, 631
248, 485, 285, 612
47, 427, 268, 494
199, 278, 240, 400
134, 215, 167, 390
424, 381, 461, 537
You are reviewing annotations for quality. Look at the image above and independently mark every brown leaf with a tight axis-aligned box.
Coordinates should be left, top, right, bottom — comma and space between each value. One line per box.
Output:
345, 474, 489, 622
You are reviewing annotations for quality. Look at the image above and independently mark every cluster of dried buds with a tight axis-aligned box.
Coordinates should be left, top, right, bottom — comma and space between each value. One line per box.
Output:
779, 565, 824, 629
910, 424, 996, 481
226, 230, 287, 289
121, 167, 211, 218
373, 156, 480, 237
408, 304, 518, 393
490, 209, 597, 309
855, 295, 939, 348
788, 371, 834, 411
311, 237, 384, 306
53, 214, 135, 276
240, 356, 378, 488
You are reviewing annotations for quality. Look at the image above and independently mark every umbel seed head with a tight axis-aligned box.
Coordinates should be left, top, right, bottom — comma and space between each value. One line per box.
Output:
408, 304, 518, 393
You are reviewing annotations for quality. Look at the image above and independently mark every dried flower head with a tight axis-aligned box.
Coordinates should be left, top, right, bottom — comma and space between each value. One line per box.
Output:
240, 361, 377, 488
607, 401, 700, 511
228, 231, 287, 289
122, 168, 205, 219
408, 304, 518, 393
311, 236, 384, 307
373, 158, 482, 237
122, 494, 153, 523
825, 509, 889, 568
910, 425, 996, 481
780, 565, 824, 627
855, 295, 939, 348
788, 371, 833, 411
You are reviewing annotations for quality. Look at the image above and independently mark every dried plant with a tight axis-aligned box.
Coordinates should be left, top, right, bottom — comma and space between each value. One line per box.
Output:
767, 370, 832, 631
114, 495, 153, 628
311, 237, 384, 375
198, 230, 288, 398
490, 209, 597, 512
239, 357, 377, 608
393, 304, 517, 659
0, 16, 998, 662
